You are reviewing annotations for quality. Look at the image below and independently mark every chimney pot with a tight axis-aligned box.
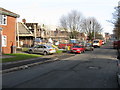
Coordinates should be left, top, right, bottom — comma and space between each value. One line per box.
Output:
22, 19, 26, 23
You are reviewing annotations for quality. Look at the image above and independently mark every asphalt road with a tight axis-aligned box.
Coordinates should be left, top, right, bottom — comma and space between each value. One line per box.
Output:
2, 42, 119, 88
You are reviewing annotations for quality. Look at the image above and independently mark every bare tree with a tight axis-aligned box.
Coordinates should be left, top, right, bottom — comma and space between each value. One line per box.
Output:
112, 5, 120, 40
60, 10, 84, 39
81, 17, 102, 40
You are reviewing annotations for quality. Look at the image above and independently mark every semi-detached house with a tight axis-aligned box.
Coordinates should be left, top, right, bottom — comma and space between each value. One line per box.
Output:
0, 7, 20, 54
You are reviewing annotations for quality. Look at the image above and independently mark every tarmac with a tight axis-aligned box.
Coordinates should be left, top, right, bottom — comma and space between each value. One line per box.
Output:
1, 52, 75, 74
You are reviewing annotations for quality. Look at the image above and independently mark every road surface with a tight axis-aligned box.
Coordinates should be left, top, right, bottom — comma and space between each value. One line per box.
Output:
2, 42, 119, 88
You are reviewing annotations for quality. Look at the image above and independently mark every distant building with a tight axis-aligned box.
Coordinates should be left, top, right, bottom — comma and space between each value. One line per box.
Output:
0, 7, 20, 54
17, 19, 41, 47
105, 33, 111, 41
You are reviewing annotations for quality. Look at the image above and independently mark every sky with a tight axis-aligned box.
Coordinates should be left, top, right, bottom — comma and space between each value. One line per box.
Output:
0, 0, 120, 34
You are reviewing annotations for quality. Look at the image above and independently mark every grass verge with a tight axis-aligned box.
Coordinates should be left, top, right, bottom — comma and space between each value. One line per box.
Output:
2, 53, 42, 63
56, 50, 63, 54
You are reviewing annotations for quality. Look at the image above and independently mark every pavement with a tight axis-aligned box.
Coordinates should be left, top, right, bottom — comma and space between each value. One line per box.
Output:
1, 52, 75, 74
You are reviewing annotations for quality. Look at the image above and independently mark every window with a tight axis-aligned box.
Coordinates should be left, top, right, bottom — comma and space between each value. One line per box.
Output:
2, 35, 7, 47
43, 46, 46, 48
0, 14, 7, 25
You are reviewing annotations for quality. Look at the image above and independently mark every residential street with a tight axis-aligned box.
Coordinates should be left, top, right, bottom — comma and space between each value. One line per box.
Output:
2, 41, 119, 88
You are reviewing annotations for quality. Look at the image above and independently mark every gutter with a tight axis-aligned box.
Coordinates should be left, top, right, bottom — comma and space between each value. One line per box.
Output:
0, 7, 20, 18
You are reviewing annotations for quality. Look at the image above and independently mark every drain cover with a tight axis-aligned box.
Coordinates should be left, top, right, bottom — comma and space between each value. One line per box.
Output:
88, 66, 101, 70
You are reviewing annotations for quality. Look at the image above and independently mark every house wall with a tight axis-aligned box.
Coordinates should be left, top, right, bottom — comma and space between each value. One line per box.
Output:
18, 37, 34, 47
1, 16, 16, 54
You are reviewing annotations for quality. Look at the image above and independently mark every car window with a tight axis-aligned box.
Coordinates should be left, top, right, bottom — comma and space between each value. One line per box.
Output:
43, 46, 46, 48
38, 45, 42, 48
40, 45, 44, 48
73, 46, 82, 48
93, 41, 99, 43
34, 45, 40, 48
46, 45, 52, 48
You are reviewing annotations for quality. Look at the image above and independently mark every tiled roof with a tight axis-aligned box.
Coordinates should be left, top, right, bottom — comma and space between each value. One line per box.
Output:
18, 22, 33, 36
0, 7, 20, 18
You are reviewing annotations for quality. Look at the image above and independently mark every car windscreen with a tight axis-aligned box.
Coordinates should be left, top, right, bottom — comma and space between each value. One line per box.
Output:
93, 41, 99, 43
86, 43, 91, 46
73, 46, 82, 48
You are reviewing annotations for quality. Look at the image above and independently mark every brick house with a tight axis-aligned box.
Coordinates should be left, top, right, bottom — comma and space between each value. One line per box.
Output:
0, 7, 20, 54
17, 19, 41, 47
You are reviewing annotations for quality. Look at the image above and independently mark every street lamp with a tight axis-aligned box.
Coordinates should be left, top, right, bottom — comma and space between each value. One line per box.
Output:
90, 21, 95, 40
93, 24, 95, 40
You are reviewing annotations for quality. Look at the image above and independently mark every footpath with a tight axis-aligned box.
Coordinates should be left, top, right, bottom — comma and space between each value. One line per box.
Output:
2, 52, 75, 73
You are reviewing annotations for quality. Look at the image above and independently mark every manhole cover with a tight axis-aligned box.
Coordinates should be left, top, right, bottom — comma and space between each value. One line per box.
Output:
87, 66, 101, 70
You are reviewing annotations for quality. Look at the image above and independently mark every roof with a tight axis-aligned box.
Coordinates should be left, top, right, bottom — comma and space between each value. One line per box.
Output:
0, 7, 20, 18
25, 23, 39, 32
18, 22, 33, 36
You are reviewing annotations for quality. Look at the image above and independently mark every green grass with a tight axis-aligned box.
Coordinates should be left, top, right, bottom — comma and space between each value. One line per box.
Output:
2, 53, 42, 63
56, 50, 63, 54
22, 48, 29, 52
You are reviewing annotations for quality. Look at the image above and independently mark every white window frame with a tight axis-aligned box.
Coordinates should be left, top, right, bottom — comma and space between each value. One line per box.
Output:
2, 35, 7, 47
0, 14, 7, 25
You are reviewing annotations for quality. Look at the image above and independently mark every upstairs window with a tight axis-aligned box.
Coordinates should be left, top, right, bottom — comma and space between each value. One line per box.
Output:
0, 14, 7, 25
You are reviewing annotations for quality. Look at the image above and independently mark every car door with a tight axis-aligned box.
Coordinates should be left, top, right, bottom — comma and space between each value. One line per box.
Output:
81, 46, 85, 51
37, 45, 44, 53
34, 45, 39, 53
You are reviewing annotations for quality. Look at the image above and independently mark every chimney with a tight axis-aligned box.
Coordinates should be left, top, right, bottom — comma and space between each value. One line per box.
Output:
22, 19, 26, 23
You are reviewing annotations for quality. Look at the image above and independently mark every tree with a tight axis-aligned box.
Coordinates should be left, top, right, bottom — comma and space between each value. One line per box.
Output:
60, 10, 84, 39
112, 5, 120, 40
81, 17, 103, 40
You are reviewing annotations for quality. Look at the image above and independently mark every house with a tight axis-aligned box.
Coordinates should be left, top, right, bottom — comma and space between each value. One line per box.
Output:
17, 19, 41, 47
40, 25, 70, 43
17, 22, 33, 47
0, 7, 20, 54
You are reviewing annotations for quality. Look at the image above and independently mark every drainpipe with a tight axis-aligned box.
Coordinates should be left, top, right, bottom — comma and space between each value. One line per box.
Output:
0, 27, 2, 90
17, 22, 20, 48
0, 27, 3, 56
34, 24, 37, 45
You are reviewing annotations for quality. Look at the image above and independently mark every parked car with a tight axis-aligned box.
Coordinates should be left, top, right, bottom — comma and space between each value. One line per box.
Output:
93, 40, 102, 48
28, 44, 56, 55
117, 52, 120, 86
113, 40, 119, 49
85, 43, 94, 51
70, 45, 85, 54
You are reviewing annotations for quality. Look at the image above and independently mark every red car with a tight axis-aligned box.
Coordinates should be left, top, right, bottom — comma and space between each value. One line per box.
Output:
70, 45, 85, 54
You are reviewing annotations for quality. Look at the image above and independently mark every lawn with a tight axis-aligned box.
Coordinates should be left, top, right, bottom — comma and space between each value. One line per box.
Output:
1, 49, 65, 63
2, 53, 43, 63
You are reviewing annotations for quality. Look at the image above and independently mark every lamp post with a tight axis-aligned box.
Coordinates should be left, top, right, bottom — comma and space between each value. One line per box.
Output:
93, 23, 95, 40
90, 20, 95, 40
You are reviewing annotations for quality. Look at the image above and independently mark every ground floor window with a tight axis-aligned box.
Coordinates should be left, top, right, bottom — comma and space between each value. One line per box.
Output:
2, 35, 7, 47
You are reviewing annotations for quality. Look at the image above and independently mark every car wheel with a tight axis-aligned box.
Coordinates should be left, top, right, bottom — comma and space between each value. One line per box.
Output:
43, 51, 47, 55
29, 50, 33, 54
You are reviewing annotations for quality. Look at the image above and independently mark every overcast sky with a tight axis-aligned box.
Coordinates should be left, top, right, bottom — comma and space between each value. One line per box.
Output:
0, 0, 119, 34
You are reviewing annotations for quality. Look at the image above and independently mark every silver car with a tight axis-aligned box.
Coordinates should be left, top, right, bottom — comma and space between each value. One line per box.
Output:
85, 43, 94, 51
28, 44, 56, 55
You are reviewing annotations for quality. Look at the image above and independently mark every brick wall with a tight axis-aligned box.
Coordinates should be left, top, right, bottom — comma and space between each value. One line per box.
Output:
2, 16, 16, 54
